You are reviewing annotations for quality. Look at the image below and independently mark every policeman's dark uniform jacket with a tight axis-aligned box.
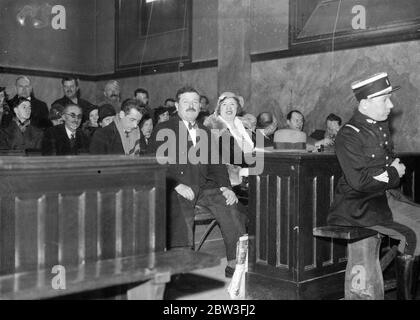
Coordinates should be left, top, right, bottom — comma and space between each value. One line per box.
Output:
328, 109, 399, 227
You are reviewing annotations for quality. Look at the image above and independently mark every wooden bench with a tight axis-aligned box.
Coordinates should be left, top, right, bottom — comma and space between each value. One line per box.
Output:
0, 156, 221, 300
313, 226, 398, 300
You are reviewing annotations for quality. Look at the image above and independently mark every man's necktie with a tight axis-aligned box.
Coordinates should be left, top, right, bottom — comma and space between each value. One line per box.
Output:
188, 122, 197, 130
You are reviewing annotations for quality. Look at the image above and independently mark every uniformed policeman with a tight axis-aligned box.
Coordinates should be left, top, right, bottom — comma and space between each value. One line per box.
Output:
328, 72, 420, 300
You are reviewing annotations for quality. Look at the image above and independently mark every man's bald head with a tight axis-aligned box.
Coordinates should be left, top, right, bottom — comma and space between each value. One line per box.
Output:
257, 112, 274, 129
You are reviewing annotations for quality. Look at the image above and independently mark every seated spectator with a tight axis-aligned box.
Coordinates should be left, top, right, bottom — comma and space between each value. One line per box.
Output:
205, 92, 254, 191
196, 110, 210, 125
42, 104, 89, 155
309, 113, 342, 150
256, 112, 278, 147
199, 95, 211, 112
48, 103, 65, 127
98, 104, 116, 128
164, 98, 176, 109
0, 97, 43, 151
51, 77, 95, 124
82, 105, 99, 145
286, 110, 304, 131
273, 128, 307, 151
99, 80, 121, 113
90, 99, 145, 155
147, 86, 247, 278
154, 106, 170, 124
164, 98, 177, 117
0, 87, 12, 128
139, 114, 153, 154
134, 87, 152, 115
8, 76, 49, 129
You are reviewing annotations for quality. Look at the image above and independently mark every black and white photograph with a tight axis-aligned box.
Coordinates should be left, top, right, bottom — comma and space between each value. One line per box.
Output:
0, 0, 420, 306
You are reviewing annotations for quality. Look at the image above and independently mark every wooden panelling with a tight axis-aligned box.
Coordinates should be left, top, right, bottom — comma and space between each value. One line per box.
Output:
247, 152, 420, 299
0, 156, 166, 276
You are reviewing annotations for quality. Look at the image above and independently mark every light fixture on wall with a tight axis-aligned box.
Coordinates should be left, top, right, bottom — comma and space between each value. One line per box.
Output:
145, 0, 159, 3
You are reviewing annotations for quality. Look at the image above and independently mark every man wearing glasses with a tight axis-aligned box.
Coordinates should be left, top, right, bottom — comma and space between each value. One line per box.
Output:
41, 104, 89, 155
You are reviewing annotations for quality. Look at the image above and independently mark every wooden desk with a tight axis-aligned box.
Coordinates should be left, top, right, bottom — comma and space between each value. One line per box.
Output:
246, 151, 420, 300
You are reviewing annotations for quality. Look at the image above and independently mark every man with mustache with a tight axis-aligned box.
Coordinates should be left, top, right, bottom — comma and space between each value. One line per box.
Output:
41, 104, 89, 155
134, 87, 153, 117
286, 110, 304, 131
328, 72, 420, 299
147, 86, 247, 278
51, 77, 95, 124
99, 80, 122, 113
8, 76, 49, 129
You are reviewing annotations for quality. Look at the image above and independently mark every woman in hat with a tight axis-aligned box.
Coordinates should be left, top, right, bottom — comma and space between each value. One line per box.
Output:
97, 104, 116, 128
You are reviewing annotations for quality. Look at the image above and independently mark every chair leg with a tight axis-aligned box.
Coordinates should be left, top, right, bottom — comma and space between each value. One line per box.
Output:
195, 220, 218, 251
192, 222, 196, 251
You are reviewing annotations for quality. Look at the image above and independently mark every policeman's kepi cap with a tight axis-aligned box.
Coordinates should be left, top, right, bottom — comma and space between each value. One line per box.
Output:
351, 72, 400, 102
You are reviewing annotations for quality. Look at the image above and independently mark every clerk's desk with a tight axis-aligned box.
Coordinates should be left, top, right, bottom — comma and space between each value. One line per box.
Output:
246, 151, 420, 300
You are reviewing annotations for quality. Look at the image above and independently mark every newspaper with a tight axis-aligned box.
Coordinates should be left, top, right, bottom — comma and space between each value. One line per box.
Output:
227, 234, 248, 299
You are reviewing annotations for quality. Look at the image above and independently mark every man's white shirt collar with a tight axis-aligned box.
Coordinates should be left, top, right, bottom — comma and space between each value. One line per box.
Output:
65, 126, 76, 140
182, 119, 197, 146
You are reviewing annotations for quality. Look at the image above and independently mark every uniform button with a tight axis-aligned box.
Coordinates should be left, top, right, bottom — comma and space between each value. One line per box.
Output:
385, 141, 388, 145
384, 134, 387, 137
386, 164, 389, 167
371, 154, 375, 158
181, 171, 184, 175
386, 156, 389, 160
379, 127, 383, 131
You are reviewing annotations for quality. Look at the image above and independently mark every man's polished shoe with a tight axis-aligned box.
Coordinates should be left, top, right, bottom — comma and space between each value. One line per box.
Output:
225, 266, 235, 278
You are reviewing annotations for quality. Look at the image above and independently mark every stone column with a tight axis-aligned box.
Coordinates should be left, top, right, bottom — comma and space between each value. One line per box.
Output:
217, 0, 251, 108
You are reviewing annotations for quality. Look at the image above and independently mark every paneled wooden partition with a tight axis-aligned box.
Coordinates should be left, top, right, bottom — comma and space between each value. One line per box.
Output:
0, 156, 166, 276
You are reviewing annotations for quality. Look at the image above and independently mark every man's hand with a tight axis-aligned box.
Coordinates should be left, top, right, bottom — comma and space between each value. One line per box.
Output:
175, 184, 195, 201
391, 158, 406, 178
220, 187, 239, 206
315, 137, 333, 147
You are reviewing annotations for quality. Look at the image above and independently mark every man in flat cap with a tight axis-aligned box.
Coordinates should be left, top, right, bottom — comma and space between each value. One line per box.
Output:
328, 72, 420, 299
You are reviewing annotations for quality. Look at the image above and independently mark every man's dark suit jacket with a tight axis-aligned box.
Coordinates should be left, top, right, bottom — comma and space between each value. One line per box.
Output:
9, 95, 50, 129
89, 122, 124, 155
147, 115, 231, 195
41, 124, 89, 155
51, 96, 95, 124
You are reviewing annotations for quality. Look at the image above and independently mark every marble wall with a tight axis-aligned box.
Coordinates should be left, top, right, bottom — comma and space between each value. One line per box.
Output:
251, 40, 420, 152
